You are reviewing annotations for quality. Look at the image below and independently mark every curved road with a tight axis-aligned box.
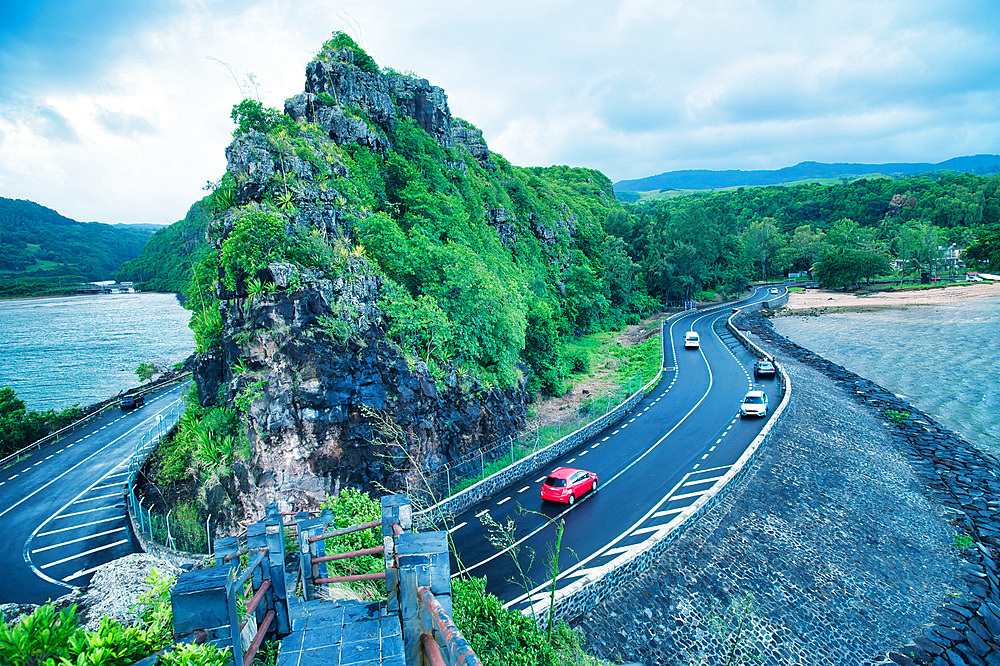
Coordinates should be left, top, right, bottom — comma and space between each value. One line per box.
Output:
0, 383, 187, 604
446, 288, 783, 611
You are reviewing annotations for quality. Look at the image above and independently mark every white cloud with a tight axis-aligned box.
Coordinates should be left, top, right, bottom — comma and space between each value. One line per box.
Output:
0, 0, 998, 223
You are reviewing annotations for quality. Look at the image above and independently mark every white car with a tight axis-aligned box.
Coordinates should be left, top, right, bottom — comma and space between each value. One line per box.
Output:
684, 331, 700, 349
740, 389, 768, 417
769, 287, 779, 294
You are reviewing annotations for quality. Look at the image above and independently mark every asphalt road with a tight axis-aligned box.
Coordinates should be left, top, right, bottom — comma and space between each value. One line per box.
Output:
0, 383, 187, 604
446, 288, 783, 610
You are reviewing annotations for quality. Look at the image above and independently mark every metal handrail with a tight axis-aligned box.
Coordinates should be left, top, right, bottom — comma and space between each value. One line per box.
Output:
418, 586, 482, 666
308, 519, 381, 543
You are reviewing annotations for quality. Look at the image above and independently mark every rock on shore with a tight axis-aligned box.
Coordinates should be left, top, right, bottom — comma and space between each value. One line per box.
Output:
575, 314, 1000, 665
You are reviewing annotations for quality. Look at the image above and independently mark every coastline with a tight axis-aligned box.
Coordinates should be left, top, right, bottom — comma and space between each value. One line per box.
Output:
775, 281, 1000, 316
575, 313, 1000, 664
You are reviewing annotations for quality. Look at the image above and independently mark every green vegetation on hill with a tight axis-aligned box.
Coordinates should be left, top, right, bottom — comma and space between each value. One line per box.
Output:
117, 198, 213, 293
617, 172, 1000, 291
0, 197, 154, 298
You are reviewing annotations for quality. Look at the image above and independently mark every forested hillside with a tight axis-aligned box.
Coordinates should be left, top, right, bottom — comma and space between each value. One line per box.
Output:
117, 199, 213, 294
0, 197, 154, 297
616, 173, 1000, 292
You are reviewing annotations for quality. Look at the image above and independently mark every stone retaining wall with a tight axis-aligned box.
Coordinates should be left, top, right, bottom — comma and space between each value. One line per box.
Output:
538, 308, 787, 623
743, 316, 1000, 666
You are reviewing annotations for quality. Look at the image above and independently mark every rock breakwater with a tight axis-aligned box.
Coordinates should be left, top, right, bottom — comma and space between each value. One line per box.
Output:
575, 314, 1000, 665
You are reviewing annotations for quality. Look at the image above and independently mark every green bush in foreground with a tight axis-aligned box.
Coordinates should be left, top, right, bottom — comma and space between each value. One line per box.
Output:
453, 576, 599, 665
0, 569, 228, 666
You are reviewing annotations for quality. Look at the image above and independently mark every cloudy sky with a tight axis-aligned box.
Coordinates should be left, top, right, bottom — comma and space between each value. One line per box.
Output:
1, 1, 999, 225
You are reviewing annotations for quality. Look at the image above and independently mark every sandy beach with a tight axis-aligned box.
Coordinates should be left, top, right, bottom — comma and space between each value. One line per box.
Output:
778, 281, 1000, 315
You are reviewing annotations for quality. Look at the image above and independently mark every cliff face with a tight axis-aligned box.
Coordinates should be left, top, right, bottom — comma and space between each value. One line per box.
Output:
194, 37, 528, 516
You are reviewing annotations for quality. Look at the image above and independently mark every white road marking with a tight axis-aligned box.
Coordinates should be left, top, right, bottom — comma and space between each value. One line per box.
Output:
566, 458, 576, 464
716, 438, 722, 444
601, 436, 609, 442
34, 461, 43, 466
32, 527, 126, 553
633, 525, 665, 536
578, 451, 588, 456
535, 476, 546, 483
496, 497, 511, 506
63, 563, 106, 583
89, 483, 123, 492
670, 490, 706, 501
38, 516, 123, 537
517, 486, 530, 493
692, 464, 699, 470
653, 508, 684, 518
475, 509, 490, 518
73, 492, 120, 504
448, 522, 467, 533
21, 468, 29, 473
709, 446, 716, 452
612, 430, 620, 435
621, 423, 629, 429
56, 506, 119, 519
45, 455, 54, 460
701, 454, 709, 460
40, 540, 129, 569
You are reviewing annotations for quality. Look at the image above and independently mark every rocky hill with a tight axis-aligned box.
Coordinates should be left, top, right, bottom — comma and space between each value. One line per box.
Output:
172, 33, 648, 521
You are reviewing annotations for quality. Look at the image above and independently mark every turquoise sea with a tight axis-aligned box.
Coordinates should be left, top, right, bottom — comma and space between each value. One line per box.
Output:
772, 295, 1000, 453
0, 293, 195, 410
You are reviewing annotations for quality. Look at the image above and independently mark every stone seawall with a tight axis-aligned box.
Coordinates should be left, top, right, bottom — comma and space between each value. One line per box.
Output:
575, 314, 1000, 665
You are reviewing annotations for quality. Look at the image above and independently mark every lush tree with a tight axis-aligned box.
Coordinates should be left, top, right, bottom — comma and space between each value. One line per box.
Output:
135, 363, 160, 383
965, 223, 1000, 270
897, 220, 944, 280
741, 217, 785, 282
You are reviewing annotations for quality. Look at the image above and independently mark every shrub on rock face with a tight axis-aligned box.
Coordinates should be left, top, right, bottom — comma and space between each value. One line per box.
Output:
219, 210, 288, 290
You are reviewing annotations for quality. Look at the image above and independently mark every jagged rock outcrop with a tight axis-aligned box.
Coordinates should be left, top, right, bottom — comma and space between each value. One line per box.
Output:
190, 39, 532, 519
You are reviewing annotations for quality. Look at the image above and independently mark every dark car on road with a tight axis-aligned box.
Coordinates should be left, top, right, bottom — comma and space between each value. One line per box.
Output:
753, 359, 776, 379
120, 394, 145, 410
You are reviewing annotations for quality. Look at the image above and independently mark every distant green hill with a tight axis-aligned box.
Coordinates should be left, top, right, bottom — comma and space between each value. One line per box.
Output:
614, 154, 1000, 197
0, 198, 155, 298
117, 198, 213, 295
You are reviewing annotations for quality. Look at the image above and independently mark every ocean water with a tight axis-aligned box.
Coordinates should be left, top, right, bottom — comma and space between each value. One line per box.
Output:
772, 296, 1000, 453
0, 293, 195, 410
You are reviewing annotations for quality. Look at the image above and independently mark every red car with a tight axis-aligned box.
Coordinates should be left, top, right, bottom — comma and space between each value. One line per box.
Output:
540, 467, 598, 505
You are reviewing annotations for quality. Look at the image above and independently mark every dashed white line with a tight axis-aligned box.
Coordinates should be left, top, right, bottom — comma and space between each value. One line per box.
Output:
612, 430, 620, 435
715, 438, 722, 444
63, 564, 106, 583
21, 468, 29, 473
709, 446, 716, 452
40, 540, 129, 569
601, 436, 609, 442
535, 476, 546, 483
45, 455, 54, 460
496, 497, 512, 506
566, 458, 576, 464
474, 509, 490, 518
10, 474, 19, 479
701, 454, 709, 460
448, 522, 467, 533
578, 450, 588, 457
517, 486, 530, 494
33, 461, 43, 466
692, 464, 699, 470
621, 423, 629, 429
